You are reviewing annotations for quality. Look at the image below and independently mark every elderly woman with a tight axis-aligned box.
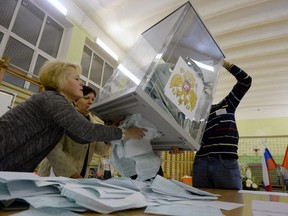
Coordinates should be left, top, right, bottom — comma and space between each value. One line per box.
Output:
0, 60, 145, 172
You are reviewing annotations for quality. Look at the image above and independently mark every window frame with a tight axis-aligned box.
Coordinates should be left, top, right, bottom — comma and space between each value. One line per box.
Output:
0, 0, 70, 92
80, 41, 117, 95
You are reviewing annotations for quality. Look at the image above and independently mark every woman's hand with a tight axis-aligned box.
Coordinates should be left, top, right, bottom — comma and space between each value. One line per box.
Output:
223, 59, 233, 70
112, 116, 125, 127
123, 127, 147, 140
169, 146, 183, 154
70, 173, 82, 179
106, 116, 125, 128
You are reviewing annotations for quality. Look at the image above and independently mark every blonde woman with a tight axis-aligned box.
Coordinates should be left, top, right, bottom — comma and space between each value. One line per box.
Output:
0, 60, 146, 172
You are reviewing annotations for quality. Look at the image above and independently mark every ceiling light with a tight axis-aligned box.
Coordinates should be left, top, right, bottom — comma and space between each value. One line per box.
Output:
155, 53, 163, 59
118, 64, 140, 85
193, 60, 214, 72
46, 0, 67, 16
96, 38, 119, 61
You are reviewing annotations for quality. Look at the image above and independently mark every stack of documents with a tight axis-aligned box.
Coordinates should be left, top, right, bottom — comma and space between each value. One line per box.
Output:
0, 172, 242, 216
0, 172, 146, 215
110, 113, 162, 181
142, 175, 225, 216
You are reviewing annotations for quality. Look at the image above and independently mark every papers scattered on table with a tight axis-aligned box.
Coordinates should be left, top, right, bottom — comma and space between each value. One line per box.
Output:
239, 190, 288, 196
149, 175, 218, 200
110, 114, 162, 181
11, 207, 81, 216
143, 175, 243, 216
170, 199, 244, 211
145, 204, 224, 216
252, 200, 288, 216
0, 172, 242, 215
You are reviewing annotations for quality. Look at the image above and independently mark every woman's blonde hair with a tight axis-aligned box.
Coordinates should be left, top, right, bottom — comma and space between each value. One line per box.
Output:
39, 60, 81, 90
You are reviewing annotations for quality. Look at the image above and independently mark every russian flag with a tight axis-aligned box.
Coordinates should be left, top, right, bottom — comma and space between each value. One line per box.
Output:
282, 145, 288, 170
262, 147, 277, 191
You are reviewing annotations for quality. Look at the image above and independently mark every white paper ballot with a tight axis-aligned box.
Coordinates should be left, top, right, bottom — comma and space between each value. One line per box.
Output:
252, 200, 288, 215
110, 113, 162, 181
0, 171, 232, 215
10, 206, 81, 216
7, 180, 59, 197
145, 204, 224, 216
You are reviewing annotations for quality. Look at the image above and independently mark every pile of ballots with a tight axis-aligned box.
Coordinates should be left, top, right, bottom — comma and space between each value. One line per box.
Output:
0, 172, 226, 216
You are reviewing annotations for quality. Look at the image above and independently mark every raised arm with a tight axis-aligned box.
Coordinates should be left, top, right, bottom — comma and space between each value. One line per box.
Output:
221, 60, 252, 110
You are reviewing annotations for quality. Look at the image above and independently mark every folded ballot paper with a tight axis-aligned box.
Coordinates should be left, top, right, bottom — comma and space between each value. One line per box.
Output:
0, 172, 238, 216
110, 113, 163, 181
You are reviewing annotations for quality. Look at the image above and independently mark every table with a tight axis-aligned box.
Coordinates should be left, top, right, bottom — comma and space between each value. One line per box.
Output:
1, 189, 288, 216
205, 189, 288, 216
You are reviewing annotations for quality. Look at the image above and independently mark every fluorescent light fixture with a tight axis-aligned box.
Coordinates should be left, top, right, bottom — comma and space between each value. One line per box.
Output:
155, 53, 163, 59
46, 0, 67, 16
96, 38, 119, 61
193, 60, 214, 72
118, 64, 140, 85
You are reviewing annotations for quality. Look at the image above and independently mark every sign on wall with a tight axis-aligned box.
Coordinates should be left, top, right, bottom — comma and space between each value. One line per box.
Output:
0, 89, 16, 117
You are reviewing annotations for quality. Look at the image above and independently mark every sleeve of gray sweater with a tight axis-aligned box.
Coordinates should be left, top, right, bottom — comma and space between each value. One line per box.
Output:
43, 90, 122, 143
0, 90, 122, 171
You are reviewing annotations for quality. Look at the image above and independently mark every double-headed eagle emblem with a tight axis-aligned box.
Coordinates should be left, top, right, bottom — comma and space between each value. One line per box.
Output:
169, 67, 197, 111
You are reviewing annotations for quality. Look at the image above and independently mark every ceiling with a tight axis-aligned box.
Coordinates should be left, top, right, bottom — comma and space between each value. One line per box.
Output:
67, 0, 288, 120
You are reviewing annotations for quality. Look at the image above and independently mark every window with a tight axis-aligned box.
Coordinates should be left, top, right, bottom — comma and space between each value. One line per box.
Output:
90, 54, 104, 85
39, 16, 63, 58
102, 62, 114, 86
29, 54, 48, 92
0, 32, 3, 44
0, 0, 65, 92
0, 0, 18, 29
3, 37, 34, 87
81, 45, 92, 78
12, 0, 45, 46
80, 44, 115, 98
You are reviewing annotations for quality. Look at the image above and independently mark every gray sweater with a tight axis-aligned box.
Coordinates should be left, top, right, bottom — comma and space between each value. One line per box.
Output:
0, 90, 121, 172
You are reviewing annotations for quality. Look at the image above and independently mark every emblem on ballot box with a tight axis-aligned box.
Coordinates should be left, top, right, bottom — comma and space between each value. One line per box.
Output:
164, 57, 204, 122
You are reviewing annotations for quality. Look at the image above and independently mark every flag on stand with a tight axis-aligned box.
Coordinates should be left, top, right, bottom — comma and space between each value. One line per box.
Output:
262, 147, 277, 191
282, 145, 288, 170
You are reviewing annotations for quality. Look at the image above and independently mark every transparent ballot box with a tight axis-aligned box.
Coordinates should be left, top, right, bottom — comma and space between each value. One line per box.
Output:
90, 2, 225, 151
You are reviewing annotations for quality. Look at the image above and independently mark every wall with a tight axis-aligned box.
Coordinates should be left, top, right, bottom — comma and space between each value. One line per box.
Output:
237, 117, 288, 137
65, 25, 87, 64
64, 16, 120, 66
237, 118, 288, 165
